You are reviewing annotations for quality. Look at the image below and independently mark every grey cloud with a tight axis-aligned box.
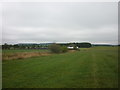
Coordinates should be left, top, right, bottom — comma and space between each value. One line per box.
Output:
2, 2, 118, 44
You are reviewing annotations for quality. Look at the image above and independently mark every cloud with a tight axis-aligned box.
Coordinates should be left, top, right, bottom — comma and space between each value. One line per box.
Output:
2, 2, 118, 44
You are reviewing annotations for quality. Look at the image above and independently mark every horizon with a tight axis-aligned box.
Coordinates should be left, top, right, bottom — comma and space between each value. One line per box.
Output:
1, 42, 119, 45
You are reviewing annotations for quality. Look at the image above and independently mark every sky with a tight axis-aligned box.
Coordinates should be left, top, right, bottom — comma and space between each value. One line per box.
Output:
1, 2, 118, 45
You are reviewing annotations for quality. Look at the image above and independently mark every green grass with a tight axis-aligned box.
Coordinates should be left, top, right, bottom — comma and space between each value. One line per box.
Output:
2, 46, 118, 88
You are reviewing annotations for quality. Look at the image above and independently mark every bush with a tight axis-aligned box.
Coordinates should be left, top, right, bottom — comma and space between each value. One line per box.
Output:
49, 44, 62, 53
61, 46, 68, 53
73, 46, 77, 50
49, 44, 68, 53
73, 46, 80, 51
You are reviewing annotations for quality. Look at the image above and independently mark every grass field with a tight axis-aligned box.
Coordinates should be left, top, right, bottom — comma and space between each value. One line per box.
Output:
2, 46, 118, 88
2, 49, 49, 54
2, 49, 50, 60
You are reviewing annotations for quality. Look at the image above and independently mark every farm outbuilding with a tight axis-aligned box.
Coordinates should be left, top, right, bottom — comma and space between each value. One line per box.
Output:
67, 46, 79, 50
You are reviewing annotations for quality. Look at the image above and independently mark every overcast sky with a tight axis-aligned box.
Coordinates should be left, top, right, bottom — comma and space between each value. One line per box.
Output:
2, 2, 118, 44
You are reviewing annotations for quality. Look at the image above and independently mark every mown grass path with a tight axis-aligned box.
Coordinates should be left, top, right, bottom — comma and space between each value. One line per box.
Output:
2, 47, 118, 88
92, 53, 98, 88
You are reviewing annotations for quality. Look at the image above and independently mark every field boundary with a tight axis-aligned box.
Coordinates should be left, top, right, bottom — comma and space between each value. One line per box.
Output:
2, 50, 77, 60
2, 52, 51, 60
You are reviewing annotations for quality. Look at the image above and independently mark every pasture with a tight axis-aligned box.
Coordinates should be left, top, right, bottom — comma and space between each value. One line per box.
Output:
2, 46, 118, 88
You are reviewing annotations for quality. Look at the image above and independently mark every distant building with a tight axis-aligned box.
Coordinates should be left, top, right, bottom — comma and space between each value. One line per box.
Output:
67, 46, 79, 49
67, 46, 74, 49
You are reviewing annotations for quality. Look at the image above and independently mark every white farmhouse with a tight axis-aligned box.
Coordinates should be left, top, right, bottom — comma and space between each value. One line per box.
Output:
67, 46, 74, 49
67, 46, 79, 49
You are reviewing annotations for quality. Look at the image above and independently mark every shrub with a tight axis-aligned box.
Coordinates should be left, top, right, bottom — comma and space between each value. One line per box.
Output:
49, 44, 62, 53
73, 46, 77, 50
49, 44, 68, 53
61, 46, 68, 53
73, 46, 80, 51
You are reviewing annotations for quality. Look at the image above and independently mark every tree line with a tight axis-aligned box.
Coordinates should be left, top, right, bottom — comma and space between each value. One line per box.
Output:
2, 42, 92, 50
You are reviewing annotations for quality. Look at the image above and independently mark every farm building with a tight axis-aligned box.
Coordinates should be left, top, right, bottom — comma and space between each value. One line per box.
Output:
67, 46, 79, 50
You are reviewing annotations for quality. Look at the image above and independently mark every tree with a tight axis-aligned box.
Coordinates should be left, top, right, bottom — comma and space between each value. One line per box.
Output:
2, 43, 10, 49
76, 42, 92, 48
